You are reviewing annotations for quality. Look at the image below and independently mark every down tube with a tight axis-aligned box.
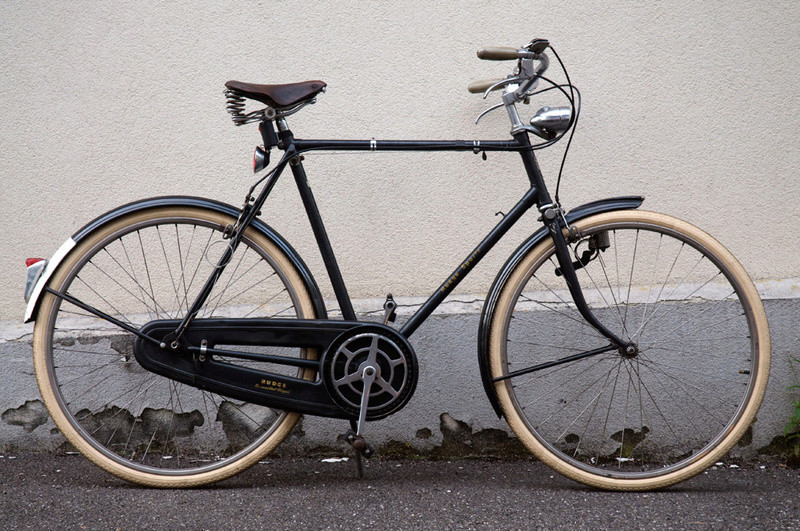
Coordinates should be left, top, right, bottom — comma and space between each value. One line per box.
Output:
400, 186, 538, 337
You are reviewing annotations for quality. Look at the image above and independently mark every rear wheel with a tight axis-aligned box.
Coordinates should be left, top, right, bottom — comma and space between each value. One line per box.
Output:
33, 205, 319, 487
488, 211, 770, 490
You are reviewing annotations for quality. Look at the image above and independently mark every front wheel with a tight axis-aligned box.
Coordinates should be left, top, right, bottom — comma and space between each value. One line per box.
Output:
33, 205, 320, 487
488, 210, 770, 490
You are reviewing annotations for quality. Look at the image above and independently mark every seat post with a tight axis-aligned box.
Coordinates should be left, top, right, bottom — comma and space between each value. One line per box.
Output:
276, 117, 290, 132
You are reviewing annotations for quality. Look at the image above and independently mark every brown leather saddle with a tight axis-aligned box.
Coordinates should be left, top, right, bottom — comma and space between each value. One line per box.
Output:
225, 80, 326, 109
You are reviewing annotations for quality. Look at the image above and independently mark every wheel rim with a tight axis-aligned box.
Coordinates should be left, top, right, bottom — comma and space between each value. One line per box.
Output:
498, 218, 761, 481
39, 211, 312, 477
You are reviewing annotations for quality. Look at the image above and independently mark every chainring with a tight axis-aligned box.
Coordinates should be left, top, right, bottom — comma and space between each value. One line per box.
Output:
321, 324, 418, 420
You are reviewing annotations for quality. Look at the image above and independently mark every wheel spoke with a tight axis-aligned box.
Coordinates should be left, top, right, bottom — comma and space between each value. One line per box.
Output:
493, 213, 766, 486
36, 208, 314, 486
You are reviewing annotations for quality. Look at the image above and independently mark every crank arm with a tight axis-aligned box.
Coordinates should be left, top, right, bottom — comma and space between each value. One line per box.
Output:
354, 334, 382, 436
356, 365, 377, 436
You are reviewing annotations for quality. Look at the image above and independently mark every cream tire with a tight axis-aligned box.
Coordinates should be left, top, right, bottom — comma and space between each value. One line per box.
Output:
33, 206, 318, 487
488, 210, 770, 490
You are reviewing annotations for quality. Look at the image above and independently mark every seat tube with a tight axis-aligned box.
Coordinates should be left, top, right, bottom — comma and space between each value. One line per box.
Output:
289, 155, 357, 321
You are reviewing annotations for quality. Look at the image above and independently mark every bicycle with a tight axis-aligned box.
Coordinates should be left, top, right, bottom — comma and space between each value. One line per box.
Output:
23, 38, 770, 490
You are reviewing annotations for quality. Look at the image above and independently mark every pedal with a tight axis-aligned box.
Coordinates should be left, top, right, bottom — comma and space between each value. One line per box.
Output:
344, 427, 374, 479
344, 429, 375, 459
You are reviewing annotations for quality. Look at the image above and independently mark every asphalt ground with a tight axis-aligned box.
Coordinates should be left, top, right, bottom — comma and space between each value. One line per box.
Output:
1, 454, 798, 530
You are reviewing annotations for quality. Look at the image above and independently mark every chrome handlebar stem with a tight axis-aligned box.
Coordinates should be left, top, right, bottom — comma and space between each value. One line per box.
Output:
514, 53, 550, 100
500, 53, 550, 133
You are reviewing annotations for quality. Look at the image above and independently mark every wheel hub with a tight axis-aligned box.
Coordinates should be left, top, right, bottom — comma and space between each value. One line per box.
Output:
620, 342, 639, 359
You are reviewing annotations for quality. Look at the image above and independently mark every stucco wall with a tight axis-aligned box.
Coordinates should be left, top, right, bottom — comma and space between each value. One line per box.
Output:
2, 1, 800, 323
2, 1, 800, 463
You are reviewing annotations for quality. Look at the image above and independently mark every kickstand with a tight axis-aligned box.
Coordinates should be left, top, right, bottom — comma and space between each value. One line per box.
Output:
354, 450, 364, 479
349, 420, 365, 479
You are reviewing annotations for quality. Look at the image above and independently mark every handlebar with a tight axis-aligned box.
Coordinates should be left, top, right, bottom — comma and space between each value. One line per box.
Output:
467, 78, 506, 94
468, 51, 550, 96
531, 52, 550, 81
477, 47, 522, 60
468, 38, 562, 133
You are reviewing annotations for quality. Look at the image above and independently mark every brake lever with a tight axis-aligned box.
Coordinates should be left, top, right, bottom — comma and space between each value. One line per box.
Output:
482, 77, 521, 99
475, 76, 522, 124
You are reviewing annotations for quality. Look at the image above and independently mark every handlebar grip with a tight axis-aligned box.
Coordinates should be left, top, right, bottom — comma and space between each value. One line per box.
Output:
468, 78, 505, 94
477, 47, 520, 60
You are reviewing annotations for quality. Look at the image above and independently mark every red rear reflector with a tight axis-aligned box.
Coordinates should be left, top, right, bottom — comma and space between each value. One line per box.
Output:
26, 258, 45, 267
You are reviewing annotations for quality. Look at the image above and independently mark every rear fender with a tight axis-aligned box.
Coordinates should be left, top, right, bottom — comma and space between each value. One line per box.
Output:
24, 196, 327, 322
477, 196, 645, 418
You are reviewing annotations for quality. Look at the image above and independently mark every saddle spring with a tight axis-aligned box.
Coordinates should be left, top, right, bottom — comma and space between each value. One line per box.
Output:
224, 89, 268, 126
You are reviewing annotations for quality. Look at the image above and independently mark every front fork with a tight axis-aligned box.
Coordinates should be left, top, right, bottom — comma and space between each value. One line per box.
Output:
516, 133, 628, 350
543, 206, 628, 350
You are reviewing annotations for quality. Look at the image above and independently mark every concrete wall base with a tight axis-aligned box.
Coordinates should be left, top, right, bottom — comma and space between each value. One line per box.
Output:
2, 298, 798, 461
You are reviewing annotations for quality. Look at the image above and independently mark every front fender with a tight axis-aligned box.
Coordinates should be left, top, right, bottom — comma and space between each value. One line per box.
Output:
477, 195, 644, 418
24, 196, 327, 323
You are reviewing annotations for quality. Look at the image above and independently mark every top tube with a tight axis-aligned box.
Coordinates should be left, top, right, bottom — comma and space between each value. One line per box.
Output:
291, 138, 524, 154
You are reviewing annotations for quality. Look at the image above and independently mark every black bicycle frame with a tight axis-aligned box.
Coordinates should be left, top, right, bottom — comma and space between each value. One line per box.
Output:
292, 134, 539, 333
290, 132, 531, 328
167, 126, 627, 350
43, 122, 630, 419
282, 130, 626, 346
